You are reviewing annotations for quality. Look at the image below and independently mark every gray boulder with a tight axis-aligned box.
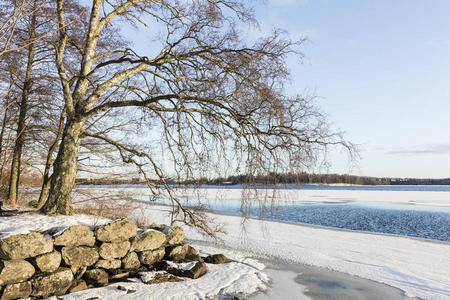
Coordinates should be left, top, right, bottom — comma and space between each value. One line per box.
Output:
0, 233, 53, 260
53, 225, 95, 247
95, 259, 122, 270
141, 272, 182, 285
131, 229, 166, 252
165, 242, 189, 261
138, 247, 165, 266
182, 246, 202, 262
96, 219, 137, 242
162, 226, 185, 246
32, 251, 61, 273
0, 281, 32, 299
99, 241, 130, 260
61, 246, 99, 269
167, 261, 207, 279
204, 254, 229, 264
31, 268, 73, 298
122, 251, 140, 270
84, 269, 108, 286
0, 260, 35, 285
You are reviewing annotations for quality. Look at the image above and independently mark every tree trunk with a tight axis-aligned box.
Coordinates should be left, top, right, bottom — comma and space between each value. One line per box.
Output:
37, 107, 66, 208
40, 116, 85, 215
6, 60, 33, 205
6, 0, 38, 205
0, 89, 12, 183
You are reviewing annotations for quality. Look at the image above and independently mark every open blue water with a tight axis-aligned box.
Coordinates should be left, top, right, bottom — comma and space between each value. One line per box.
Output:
79, 184, 450, 242
219, 203, 450, 242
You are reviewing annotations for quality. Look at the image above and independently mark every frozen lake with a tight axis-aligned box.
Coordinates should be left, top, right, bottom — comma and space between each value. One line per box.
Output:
77, 184, 450, 242
72, 185, 450, 299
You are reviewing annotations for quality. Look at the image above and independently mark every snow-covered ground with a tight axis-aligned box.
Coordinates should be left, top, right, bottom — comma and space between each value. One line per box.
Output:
69, 186, 450, 299
139, 205, 450, 300
59, 260, 268, 300
4, 186, 449, 299
0, 213, 270, 300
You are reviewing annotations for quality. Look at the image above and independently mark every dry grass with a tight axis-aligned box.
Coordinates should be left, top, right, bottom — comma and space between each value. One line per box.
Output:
0, 182, 40, 207
75, 200, 133, 220
74, 199, 154, 228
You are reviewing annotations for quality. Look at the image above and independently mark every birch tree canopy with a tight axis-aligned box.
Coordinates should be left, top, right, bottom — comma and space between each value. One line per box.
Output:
7, 0, 354, 235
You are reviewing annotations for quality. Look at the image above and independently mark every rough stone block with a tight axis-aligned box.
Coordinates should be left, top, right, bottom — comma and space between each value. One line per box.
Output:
122, 251, 140, 270
138, 247, 165, 266
99, 241, 130, 260
31, 268, 73, 297
0, 233, 53, 260
204, 254, 229, 264
167, 261, 207, 279
53, 225, 95, 247
140, 271, 182, 284
0, 281, 32, 300
182, 246, 202, 262
165, 242, 189, 262
61, 246, 99, 269
95, 259, 122, 270
95, 219, 137, 242
68, 279, 87, 293
0, 260, 35, 286
131, 229, 166, 252
162, 226, 185, 246
84, 269, 108, 286
32, 251, 61, 273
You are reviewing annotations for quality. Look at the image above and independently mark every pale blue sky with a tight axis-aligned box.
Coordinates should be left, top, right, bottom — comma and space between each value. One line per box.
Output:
124, 0, 450, 178
252, 0, 450, 178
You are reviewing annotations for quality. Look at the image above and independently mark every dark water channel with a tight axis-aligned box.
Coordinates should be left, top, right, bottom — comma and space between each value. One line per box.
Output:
212, 203, 450, 242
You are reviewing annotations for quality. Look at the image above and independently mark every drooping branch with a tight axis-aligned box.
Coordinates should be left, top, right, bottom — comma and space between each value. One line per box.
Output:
83, 130, 223, 237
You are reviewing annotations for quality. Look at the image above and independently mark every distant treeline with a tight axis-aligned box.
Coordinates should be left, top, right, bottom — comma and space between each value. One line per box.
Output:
76, 173, 450, 186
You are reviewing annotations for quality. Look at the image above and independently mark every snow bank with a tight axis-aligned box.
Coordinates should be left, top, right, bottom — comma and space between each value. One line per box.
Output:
0, 213, 110, 238
58, 262, 268, 300
143, 205, 450, 300
71, 186, 450, 299
8, 186, 450, 299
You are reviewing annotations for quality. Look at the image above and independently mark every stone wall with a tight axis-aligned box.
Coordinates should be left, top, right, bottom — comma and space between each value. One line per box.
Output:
0, 218, 224, 299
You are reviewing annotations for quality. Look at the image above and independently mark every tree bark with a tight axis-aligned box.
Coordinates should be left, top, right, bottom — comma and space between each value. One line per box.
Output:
40, 116, 85, 215
37, 107, 66, 208
6, 0, 38, 205
6, 58, 34, 205
0, 84, 13, 183
6, 98, 28, 204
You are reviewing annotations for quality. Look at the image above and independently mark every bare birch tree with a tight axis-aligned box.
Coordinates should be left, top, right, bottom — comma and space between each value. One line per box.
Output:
0, 0, 48, 57
36, 0, 352, 235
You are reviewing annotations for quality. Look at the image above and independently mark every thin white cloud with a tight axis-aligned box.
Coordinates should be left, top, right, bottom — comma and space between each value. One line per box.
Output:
386, 143, 450, 155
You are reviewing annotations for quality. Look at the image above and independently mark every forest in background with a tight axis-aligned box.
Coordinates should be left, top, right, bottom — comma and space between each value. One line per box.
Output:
75, 173, 450, 186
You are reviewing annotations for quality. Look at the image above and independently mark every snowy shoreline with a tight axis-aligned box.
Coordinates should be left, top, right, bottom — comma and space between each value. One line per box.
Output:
4, 185, 450, 299
139, 205, 449, 300
1, 210, 448, 299
70, 186, 450, 299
